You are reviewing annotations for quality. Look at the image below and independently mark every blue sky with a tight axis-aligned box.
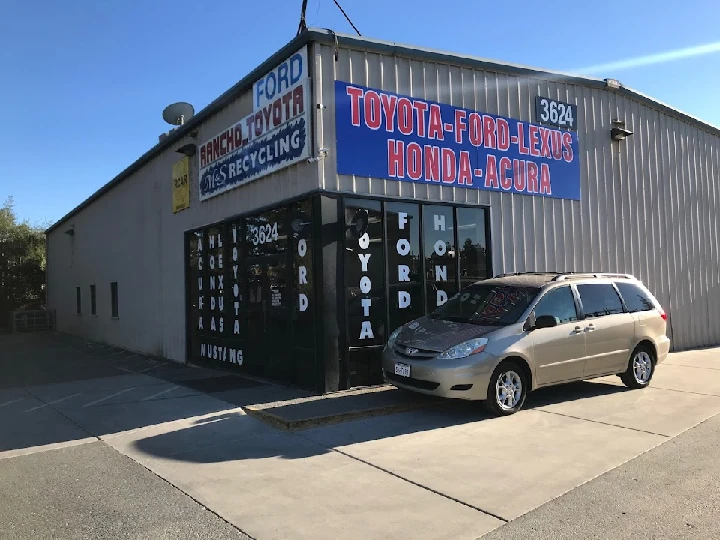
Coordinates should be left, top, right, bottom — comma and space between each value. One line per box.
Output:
1, 0, 718, 226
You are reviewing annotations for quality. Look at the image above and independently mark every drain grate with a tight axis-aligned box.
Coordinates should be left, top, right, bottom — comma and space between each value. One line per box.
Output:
178, 375, 266, 393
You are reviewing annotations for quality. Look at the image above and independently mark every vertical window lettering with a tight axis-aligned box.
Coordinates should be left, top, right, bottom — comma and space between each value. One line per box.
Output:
387, 203, 422, 332
230, 223, 242, 337
423, 206, 457, 312
345, 201, 385, 347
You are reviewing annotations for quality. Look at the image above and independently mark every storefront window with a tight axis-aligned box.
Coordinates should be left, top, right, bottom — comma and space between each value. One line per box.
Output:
290, 199, 316, 388
187, 230, 204, 336
457, 207, 490, 290
345, 199, 385, 347
423, 205, 457, 313
227, 219, 244, 342
245, 207, 287, 257
386, 202, 422, 332
291, 200, 315, 350
206, 225, 228, 337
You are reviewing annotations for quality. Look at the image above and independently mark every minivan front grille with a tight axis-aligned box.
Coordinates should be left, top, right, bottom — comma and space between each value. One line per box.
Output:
393, 343, 439, 360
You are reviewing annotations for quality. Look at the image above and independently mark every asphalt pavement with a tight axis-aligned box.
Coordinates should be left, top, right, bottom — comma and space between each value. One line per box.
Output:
0, 442, 251, 540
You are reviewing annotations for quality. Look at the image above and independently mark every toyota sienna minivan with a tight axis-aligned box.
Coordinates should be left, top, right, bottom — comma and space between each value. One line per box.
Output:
382, 272, 670, 416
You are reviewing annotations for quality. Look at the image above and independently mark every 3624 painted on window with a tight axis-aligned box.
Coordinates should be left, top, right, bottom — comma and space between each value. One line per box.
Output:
535, 96, 577, 130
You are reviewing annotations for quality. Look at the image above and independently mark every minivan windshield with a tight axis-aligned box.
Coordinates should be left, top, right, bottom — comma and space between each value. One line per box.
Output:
431, 284, 539, 326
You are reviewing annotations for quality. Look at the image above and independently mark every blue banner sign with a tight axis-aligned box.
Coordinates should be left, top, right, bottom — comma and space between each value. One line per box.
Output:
335, 81, 581, 200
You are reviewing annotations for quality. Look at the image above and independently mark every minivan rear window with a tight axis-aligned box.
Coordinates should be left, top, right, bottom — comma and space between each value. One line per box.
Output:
431, 285, 539, 326
615, 282, 656, 313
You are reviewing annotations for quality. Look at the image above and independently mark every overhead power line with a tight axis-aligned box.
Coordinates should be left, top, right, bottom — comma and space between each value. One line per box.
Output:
332, 0, 361, 36
297, 0, 309, 35
297, 0, 361, 38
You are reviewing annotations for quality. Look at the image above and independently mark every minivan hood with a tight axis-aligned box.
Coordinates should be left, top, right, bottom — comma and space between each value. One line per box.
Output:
395, 316, 498, 352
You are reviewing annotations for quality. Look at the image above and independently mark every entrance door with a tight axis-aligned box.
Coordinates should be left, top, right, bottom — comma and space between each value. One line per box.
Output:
245, 256, 292, 382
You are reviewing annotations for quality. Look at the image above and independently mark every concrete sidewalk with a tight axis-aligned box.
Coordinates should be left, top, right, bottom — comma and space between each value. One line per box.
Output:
1, 333, 719, 539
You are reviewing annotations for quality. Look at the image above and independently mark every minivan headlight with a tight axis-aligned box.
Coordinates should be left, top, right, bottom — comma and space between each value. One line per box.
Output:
387, 327, 402, 348
437, 338, 488, 360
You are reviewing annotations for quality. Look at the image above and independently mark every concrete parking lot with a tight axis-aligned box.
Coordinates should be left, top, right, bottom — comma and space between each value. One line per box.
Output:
1, 333, 719, 539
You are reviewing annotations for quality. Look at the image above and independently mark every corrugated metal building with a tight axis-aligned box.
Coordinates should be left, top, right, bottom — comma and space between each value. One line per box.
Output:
46, 29, 720, 393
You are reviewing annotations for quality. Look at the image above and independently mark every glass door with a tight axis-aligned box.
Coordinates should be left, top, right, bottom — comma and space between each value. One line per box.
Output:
245, 255, 291, 382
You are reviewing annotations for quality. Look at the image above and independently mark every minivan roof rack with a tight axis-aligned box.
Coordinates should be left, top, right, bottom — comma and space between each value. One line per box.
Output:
494, 271, 637, 281
553, 272, 637, 281
495, 272, 562, 278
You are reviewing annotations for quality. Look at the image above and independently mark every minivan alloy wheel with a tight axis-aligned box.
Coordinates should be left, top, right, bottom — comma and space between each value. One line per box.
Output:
496, 370, 523, 410
633, 351, 653, 384
621, 345, 655, 389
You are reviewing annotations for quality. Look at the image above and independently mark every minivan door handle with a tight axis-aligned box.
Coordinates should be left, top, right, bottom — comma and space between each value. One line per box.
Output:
585, 323, 595, 332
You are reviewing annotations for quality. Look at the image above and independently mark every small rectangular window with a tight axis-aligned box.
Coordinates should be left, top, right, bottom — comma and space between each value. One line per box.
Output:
76, 287, 81, 315
110, 282, 119, 318
615, 282, 655, 313
90, 285, 97, 315
576, 283, 624, 318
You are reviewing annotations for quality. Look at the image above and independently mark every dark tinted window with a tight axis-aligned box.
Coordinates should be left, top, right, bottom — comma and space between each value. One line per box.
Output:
90, 285, 97, 316
457, 207, 490, 290
110, 282, 119, 318
291, 199, 315, 351
577, 284, 624, 318
534, 286, 578, 324
206, 225, 228, 337
616, 282, 655, 313
432, 285, 538, 326
76, 287, 81, 315
245, 207, 287, 257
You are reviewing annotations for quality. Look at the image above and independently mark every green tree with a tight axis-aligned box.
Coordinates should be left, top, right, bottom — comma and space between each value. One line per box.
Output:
0, 197, 46, 323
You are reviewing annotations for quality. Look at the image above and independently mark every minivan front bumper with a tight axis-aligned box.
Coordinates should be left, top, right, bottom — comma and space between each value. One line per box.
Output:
381, 345, 499, 400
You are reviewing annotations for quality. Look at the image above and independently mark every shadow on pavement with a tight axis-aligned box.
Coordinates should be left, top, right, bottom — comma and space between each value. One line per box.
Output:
130, 379, 630, 464
0, 332, 310, 456
1, 331, 631, 460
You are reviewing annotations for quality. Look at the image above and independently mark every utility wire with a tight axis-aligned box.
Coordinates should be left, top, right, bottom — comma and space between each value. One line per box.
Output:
332, 0, 361, 36
297, 0, 309, 35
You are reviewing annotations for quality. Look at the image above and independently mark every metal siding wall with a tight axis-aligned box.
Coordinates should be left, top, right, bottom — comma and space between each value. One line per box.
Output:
46, 163, 163, 354
315, 42, 720, 351
47, 83, 321, 362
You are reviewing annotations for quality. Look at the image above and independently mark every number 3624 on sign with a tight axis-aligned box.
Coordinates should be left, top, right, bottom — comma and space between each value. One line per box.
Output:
534, 96, 577, 130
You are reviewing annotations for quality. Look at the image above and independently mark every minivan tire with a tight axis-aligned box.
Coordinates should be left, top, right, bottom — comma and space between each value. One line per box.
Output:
620, 345, 655, 389
484, 360, 528, 416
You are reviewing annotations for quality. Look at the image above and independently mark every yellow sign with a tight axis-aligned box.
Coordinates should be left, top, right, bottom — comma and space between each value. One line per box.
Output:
172, 157, 190, 213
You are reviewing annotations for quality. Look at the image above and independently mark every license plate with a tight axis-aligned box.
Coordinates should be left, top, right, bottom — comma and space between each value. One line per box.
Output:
394, 362, 411, 377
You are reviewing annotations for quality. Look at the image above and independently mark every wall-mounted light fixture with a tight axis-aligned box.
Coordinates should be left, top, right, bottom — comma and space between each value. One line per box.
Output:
176, 143, 197, 157
611, 119, 633, 142
64, 226, 75, 236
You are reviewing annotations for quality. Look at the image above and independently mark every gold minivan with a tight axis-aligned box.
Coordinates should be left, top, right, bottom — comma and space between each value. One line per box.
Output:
382, 272, 670, 416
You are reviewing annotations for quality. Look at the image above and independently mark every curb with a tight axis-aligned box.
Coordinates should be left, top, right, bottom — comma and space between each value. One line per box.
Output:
243, 399, 447, 431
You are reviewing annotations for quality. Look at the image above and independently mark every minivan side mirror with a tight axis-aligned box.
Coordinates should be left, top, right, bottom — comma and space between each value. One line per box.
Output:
523, 311, 536, 332
535, 315, 558, 329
